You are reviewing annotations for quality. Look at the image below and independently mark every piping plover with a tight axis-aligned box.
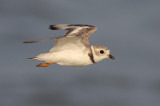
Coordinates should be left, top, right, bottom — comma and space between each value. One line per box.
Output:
24, 24, 115, 67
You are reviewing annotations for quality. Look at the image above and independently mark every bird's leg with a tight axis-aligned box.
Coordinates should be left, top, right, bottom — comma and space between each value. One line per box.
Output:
37, 62, 53, 67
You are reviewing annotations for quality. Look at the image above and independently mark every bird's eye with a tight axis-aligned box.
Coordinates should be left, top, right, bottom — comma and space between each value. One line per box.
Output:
100, 50, 104, 54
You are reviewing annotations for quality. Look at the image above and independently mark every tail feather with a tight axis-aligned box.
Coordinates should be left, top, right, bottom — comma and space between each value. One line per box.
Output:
27, 53, 53, 62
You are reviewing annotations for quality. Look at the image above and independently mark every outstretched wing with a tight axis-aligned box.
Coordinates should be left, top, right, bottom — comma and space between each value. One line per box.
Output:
49, 24, 97, 45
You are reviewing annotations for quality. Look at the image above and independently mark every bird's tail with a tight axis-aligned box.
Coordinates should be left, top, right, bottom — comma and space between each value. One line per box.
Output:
27, 53, 53, 62
26, 57, 38, 60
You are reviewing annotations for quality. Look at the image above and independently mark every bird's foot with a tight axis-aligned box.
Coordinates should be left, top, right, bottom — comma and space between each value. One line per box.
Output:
37, 63, 53, 67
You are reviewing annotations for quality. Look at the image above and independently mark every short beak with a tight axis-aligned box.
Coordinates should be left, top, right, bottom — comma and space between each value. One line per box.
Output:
108, 54, 115, 60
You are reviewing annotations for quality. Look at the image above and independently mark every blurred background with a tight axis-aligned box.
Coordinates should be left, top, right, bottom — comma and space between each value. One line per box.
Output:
0, 0, 160, 106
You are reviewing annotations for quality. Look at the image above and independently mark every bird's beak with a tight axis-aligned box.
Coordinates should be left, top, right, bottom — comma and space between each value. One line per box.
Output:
107, 54, 115, 60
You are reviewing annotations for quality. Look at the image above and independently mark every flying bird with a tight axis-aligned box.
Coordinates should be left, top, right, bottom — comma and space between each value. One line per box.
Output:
24, 24, 115, 67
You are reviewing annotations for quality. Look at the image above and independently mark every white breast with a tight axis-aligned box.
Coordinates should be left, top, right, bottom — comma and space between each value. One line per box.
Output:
49, 49, 93, 66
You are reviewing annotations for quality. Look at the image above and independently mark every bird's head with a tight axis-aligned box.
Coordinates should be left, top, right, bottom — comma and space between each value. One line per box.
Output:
92, 45, 115, 62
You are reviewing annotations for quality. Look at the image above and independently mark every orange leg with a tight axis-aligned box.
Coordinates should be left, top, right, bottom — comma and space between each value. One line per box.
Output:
37, 62, 53, 67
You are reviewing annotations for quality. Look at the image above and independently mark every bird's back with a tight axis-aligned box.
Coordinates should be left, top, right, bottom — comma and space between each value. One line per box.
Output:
49, 36, 87, 52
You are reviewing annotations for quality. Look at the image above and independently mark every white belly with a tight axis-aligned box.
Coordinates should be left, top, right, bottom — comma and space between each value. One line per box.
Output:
50, 50, 93, 66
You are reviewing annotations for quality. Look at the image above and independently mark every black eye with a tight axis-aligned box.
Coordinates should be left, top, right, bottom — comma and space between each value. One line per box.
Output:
100, 50, 104, 54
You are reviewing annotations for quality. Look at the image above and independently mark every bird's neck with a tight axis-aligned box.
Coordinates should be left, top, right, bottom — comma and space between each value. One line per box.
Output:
90, 45, 96, 63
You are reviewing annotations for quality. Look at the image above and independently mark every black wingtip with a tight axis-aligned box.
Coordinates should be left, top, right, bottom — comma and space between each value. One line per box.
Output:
27, 57, 36, 60
49, 25, 60, 30
23, 41, 36, 43
27, 58, 32, 59
23, 41, 29, 43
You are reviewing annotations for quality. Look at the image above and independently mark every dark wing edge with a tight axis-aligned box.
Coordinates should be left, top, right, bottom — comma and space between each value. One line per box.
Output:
49, 24, 96, 30
49, 24, 97, 46
49, 24, 97, 36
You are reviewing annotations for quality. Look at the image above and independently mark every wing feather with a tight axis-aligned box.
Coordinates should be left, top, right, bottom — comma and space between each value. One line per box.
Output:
49, 24, 97, 45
